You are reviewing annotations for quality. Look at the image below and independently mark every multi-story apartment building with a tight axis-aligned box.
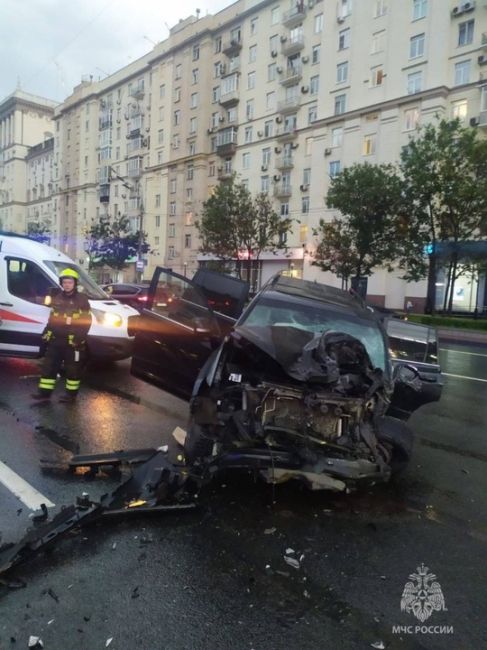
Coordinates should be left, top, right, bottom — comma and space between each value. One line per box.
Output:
0, 90, 56, 233
3, 0, 487, 309
25, 137, 58, 244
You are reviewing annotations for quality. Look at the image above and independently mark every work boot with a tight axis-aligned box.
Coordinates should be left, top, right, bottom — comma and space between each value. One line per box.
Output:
31, 392, 51, 401
59, 392, 77, 403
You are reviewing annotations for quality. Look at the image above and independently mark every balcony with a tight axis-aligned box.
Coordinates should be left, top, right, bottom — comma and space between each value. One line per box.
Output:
220, 60, 241, 76
278, 96, 301, 113
99, 183, 110, 203
127, 197, 141, 217
281, 34, 305, 56
127, 156, 143, 178
128, 116, 143, 136
282, 5, 307, 28
217, 168, 233, 181
219, 90, 240, 107
279, 64, 303, 86
129, 85, 145, 100
222, 38, 242, 57
274, 183, 292, 199
276, 126, 298, 141
276, 155, 294, 170
127, 136, 144, 155
99, 115, 112, 130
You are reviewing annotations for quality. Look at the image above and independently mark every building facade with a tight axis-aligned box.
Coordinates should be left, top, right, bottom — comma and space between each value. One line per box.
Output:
3, 0, 487, 309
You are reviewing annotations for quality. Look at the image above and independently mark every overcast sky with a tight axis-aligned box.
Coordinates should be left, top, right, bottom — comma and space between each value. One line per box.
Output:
0, 0, 232, 103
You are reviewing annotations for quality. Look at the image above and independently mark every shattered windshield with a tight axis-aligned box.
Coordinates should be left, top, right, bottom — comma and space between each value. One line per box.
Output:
44, 260, 107, 299
240, 295, 388, 371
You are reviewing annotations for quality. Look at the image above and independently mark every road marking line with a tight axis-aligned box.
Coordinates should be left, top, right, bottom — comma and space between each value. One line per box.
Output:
440, 348, 487, 358
0, 460, 55, 510
443, 372, 487, 383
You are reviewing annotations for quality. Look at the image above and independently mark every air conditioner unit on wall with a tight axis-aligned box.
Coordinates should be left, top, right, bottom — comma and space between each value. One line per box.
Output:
300, 183, 309, 191
462, 1, 475, 12
274, 146, 282, 153
276, 116, 282, 123
276, 66, 283, 73
271, 50, 278, 58
261, 164, 268, 171
273, 174, 281, 181
280, 35, 287, 43
337, 16, 345, 23
302, 56, 309, 63
470, 116, 480, 126
451, 5, 464, 16
301, 85, 309, 93
257, 130, 264, 137
478, 54, 487, 65
324, 148, 332, 156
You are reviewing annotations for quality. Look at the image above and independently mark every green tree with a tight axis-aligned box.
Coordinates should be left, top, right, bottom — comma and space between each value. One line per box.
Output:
314, 162, 404, 294
86, 214, 148, 272
398, 118, 487, 313
196, 175, 293, 289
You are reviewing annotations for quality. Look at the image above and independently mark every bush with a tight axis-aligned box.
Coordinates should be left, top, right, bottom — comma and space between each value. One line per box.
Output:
407, 314, 487, 331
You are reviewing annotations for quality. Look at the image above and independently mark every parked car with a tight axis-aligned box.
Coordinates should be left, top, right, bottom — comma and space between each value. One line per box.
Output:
130, 268, 443, 491
101, 283, 152, 310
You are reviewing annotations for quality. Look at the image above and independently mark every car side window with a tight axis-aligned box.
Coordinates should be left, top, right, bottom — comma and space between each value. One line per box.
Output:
6, 257, 56, 304
151, 270, 211, 329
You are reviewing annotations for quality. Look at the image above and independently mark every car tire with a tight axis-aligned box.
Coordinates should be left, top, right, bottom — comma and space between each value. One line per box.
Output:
184, 421, 214, 464
375, 416, 414, 475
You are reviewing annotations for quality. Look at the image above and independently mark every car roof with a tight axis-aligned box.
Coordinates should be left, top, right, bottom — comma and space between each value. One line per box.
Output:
261, 274, 378, 321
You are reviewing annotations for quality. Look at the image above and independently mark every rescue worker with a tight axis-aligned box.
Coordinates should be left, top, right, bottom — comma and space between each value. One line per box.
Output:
33, 268, 92, 402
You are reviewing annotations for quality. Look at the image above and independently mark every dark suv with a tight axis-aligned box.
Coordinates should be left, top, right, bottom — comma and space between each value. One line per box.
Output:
130, 269, 443, 491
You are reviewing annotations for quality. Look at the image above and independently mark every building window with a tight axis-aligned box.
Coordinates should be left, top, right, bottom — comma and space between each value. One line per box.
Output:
452, 99, 468, 121
174, 110, 180, 125
363, 134, 376, 156
310, 75, 320, 94
245, 126, 253, 142
185, 234, 192, 248
187, 187, 193, 201
458, 20, 474, 47
168, 246, 175, 259
339, 28, 351, 50
371, 31, 385, 54
262, 147, 271, 166
242, 152, 251, 169
190, 117, 197, 133
246, 100, 254, 120
371, 66, 384, 86
455, 60, 471, 86
187, 163, 194, 180
249, 45, 257, 63
154, 237, 160, 247
185, 210, 193, 225
329, 161, 341, 178
155, 215, 161, 228
214, 62, 221, 78
268, 63, 277, 81
266, 92, 276, 110
214, 37, 222, 53
158, 129, 164, 144
334, 94, 346, 115
192, 68, 199, 84
250, 17, 258, 35
155, 194, 161, 207
264, 120, 273, 137
314, 13, 323, 34
261, 176, 269, 192
374, 0, 387, 17
407, 71, 422, 94
404, 107, 420, 130
412, 0, 427, 21
340, 0, 352, 18
191, 93, 199, 108
212, 87, 220, 103
308, 105, 317, 124
209, 162, 216, 177
301, 196, 309, 214
410, 33, 425, 59
192, 44, 200, 61
312, 45, 320, 64
175, 64, 182, 79
271, 5, 280, 25
168, 224, 175, 238
248, 71, 256, 89
170, 202, 176, 216
270, 34, 279, 52
303, 168, 311, 185
336, 62, 348, 84
280, 203, 289, 217
332, 127, 343, 147
170, 178, 177, 193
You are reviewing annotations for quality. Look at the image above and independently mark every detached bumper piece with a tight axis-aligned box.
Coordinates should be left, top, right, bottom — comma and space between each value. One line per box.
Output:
0, 450, 196, 578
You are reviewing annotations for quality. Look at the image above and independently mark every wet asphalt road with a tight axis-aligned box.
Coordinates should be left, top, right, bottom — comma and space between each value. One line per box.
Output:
0, 343, 486, 650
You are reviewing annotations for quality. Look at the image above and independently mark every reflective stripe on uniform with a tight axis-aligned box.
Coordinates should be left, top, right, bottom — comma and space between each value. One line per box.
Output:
65, 379, 80, 391
39, 378, 56, 390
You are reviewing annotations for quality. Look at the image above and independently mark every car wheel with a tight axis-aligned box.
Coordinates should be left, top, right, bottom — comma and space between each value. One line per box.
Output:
375, 416, 414, 475
184, 421, 214, 464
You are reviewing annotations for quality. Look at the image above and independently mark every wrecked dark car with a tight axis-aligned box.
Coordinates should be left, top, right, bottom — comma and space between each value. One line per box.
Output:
131, 269, 443, 491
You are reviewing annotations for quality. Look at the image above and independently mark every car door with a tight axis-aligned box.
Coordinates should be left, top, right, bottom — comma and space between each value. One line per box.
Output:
130, 268, 233, 400
386, 318, 443, 420
0, 256, 57, 357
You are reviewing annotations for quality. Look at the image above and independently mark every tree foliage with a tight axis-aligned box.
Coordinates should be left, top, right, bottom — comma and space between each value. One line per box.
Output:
85, 214, 149, 271
314, 163, 404, 282
196, 175, 293, 286
398, 118, 487, 312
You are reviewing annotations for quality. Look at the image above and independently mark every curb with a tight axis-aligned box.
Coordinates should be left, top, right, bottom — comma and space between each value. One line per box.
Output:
437, 327, 487, 345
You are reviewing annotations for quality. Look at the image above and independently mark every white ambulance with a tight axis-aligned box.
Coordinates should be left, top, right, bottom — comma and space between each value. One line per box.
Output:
0, 233, 139, 360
